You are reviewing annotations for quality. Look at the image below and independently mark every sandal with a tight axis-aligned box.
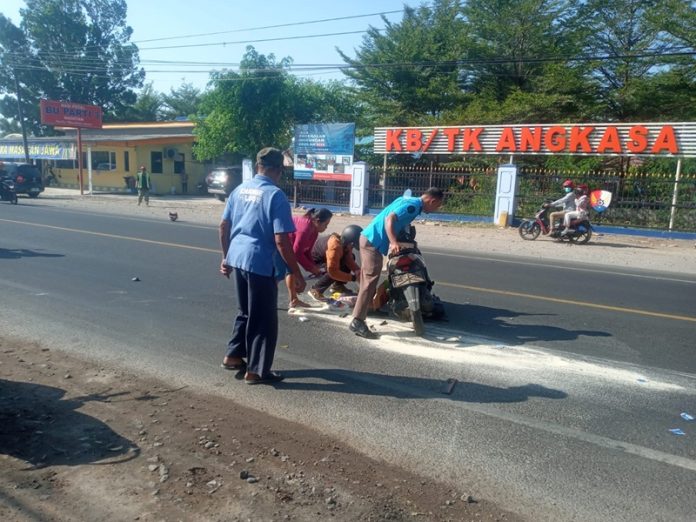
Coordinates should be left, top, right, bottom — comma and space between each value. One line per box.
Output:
245, 372, 285, 385
221, 360, 247, 380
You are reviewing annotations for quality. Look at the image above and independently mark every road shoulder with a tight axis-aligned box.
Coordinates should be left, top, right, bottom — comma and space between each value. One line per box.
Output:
0, 336, 519, 521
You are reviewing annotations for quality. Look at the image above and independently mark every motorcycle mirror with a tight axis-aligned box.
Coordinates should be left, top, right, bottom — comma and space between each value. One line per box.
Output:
403, 189, 412, 198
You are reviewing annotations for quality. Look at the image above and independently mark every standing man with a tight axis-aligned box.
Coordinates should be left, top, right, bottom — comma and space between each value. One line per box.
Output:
180, 170, 188, 194
136, 165, 151, 206
349, 187, 444, 339
219, 147, 305, 385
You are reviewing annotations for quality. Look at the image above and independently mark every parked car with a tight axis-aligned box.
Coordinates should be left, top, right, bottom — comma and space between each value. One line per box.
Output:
0, 162, 44, 198
205, 166, 242, 201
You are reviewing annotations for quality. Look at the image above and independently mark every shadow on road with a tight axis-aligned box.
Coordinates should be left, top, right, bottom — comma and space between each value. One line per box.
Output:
277, 369, 567, 403
0, 248, 64, 259
434, 302, 611, 345
0, 379, 139, 469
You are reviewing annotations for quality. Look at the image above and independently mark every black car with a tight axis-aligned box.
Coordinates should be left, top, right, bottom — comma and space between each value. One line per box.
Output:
0, 162, 44, 198
205, 166, 242, 201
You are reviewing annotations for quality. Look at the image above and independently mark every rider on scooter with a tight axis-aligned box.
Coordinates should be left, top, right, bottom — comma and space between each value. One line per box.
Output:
547, 179, 576, 234
561, 184, 589, 236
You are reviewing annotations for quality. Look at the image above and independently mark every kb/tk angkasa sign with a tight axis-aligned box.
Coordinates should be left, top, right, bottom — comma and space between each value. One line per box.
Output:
374, 123, 696, 157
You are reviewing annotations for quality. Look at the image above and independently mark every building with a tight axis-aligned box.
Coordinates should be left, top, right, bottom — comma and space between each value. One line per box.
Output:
0, 121, 209, 194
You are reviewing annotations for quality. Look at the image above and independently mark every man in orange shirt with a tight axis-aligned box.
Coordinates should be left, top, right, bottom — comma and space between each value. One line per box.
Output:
308, 225, 362, 301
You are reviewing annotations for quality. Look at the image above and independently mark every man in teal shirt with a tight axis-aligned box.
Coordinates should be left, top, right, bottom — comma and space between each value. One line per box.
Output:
350, 187, 444, 338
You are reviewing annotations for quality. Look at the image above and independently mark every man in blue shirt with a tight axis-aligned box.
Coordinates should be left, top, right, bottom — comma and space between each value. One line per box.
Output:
350, 187, 444, 338
219, 147, 305, 384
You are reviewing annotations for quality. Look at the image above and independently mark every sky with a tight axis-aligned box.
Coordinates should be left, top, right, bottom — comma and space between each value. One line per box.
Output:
2, 0, 416, 94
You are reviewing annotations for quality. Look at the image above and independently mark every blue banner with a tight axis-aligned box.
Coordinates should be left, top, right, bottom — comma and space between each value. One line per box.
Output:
294, 123, 355, 155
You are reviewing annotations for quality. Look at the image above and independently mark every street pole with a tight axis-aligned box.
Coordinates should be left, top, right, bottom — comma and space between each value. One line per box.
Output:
13, 70, 31, 163
668, 159, 682, 231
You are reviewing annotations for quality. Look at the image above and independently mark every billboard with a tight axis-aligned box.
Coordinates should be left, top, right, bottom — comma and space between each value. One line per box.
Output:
40, 99, 103, 129
293, 123, 355, 181
374, 122, 696, 157
0, 141, 76, 160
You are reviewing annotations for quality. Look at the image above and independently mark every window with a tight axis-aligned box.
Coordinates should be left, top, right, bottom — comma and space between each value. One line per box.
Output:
85, 150, 116, 170
124, 151, 130, 172
151, 151, 163, 173
174, 153, 185, 174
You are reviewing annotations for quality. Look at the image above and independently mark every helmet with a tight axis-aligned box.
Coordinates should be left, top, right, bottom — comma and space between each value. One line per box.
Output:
340, 225, 363, 249
578, 183, 589, 193
562, 179, 574, 189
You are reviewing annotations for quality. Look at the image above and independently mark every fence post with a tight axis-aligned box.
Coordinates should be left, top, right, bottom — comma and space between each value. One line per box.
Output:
293, 181, 298, 208
429, 161, 433, 188
668, 159, 682, 231
381, 154, 387, 207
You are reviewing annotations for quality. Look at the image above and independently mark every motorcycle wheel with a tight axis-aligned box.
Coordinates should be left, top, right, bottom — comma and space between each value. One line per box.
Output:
410, 308, 425, 337
570, 227, 592, 244
518, 220, 541, 240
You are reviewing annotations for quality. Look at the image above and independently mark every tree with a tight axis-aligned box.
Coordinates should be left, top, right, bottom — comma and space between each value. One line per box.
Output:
338, 0, 469, 126
288, 79, 363, 129
459, 0, 575, 98
194, 47, 294, 160
112, 82, 163, 122
0, 0, 144, 134
571, 0, 685, 120
161, 82, 203, 120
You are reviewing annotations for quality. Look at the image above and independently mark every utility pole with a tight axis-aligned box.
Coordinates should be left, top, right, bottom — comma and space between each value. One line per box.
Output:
13, 69, 31, 163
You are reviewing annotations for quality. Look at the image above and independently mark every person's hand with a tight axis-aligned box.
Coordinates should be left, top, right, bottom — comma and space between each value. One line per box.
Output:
293, 272, 306, 293
311, 267, 322, 277
354, 268, 361, 282
220, 260, 232, 278
389, 242, 401, 255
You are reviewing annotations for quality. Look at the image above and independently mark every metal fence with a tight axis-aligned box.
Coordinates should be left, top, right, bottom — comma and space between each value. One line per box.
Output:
516, 168, 696, 231
280, 165, 696, 232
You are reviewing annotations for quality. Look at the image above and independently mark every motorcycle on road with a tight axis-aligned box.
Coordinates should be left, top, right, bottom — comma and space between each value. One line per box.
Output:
0, 176, 18, 205
385, 225, 444, 336
518, 202, 593, 244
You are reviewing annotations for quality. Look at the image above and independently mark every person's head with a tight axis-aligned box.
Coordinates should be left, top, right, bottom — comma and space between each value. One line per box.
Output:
340, 224, 363, 250
420, 187, 444, 213
256, 147, 285, 181
139, 165, 146, 172
304, 207, 333, 232
562, 179, 575, 193
576, 183, 589, 195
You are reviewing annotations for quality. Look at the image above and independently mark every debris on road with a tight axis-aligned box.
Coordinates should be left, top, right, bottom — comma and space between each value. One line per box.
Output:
442, 378, 458, 395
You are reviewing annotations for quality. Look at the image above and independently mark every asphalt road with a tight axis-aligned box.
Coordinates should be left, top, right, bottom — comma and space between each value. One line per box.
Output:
1, 202, 695, 521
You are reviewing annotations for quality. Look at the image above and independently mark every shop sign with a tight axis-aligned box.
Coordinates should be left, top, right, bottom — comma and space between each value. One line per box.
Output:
374, 123, 696, 157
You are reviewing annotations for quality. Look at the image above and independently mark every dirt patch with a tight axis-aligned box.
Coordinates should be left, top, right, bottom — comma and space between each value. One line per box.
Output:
0, 337, 519, 521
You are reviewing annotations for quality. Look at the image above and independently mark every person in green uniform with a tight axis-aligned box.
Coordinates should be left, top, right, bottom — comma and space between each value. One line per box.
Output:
136, 165, 151, 206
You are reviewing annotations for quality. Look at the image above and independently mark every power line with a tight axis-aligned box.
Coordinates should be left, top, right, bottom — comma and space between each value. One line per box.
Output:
131, 9, 406, 44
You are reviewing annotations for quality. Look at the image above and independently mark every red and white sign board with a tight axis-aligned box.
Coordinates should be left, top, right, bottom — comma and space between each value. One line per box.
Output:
40, 99, 102, 129
374, 122, 696, 157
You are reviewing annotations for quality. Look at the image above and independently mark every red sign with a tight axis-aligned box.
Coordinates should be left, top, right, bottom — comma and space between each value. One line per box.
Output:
40, 99, 102, 129
375, 123, 696, 157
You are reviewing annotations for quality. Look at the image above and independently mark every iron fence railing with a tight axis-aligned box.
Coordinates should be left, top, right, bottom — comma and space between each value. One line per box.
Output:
279, 165, 696, 232
516, 168, 696, 231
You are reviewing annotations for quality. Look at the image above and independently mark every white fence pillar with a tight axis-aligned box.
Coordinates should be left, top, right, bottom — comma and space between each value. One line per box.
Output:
350, 162, 368, 215
494, 164, 519, 226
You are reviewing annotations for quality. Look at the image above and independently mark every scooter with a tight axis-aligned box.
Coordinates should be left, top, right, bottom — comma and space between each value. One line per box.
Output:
385, 225, 444, 336
518, 202, 593, 244
0, 177, 18, 204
